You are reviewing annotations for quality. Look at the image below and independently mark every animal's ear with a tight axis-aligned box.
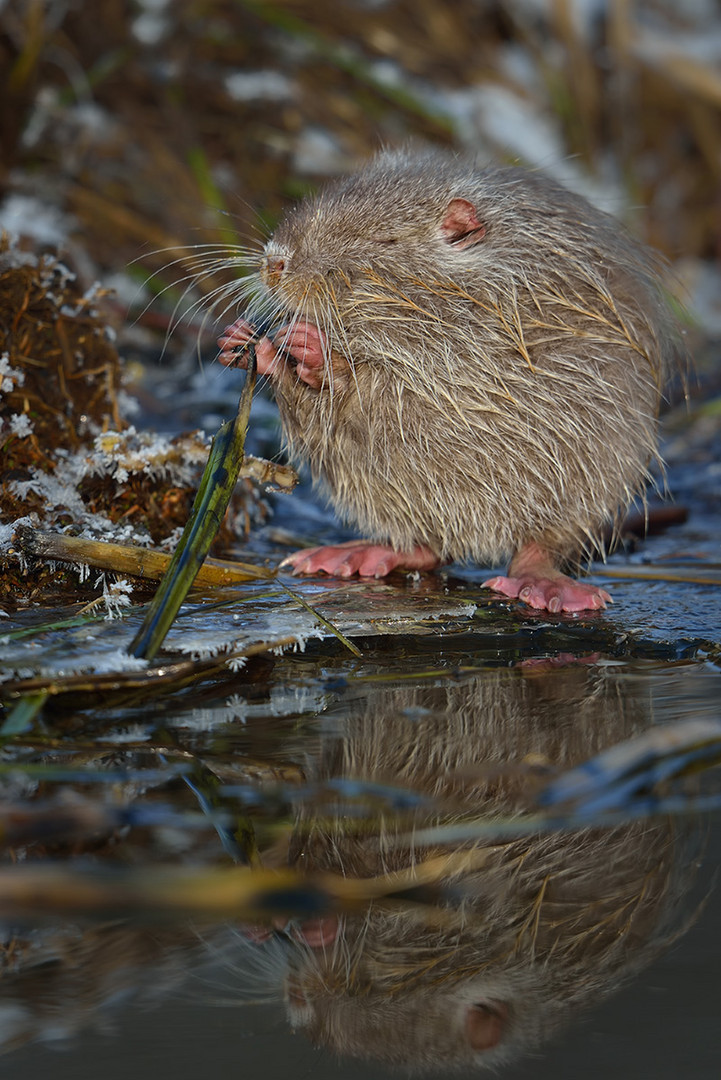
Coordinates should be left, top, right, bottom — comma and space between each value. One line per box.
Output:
439, 198, 486, 249
464, 1002, 508, 1051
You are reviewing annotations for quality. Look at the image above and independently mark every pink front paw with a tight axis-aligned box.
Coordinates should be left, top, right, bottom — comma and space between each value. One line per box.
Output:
279, 541, 440, 579
273, 322, 327, 389
483, 573, 612, 614
218, 317, 349, 389
275, 322, 351, 390
217, 318, 282, 375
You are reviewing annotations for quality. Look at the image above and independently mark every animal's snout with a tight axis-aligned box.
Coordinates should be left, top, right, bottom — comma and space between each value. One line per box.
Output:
265, 255, 286, 288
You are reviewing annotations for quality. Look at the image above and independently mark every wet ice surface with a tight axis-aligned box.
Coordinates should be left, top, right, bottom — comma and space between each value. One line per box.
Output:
1, 430, 720, 1078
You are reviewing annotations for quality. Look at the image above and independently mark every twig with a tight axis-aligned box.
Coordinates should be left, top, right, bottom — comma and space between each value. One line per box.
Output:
13, 525, 273, 586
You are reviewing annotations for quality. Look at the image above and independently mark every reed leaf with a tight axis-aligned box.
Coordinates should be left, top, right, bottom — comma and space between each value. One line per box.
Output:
129, 349, 259, 660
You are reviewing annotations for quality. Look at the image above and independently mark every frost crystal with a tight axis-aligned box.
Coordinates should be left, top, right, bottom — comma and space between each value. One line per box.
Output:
225, 70, 295, 103
0, 194, 71, 246
9, 413, 33, 437
0, 516, 34, 553
102, 577, 134, 620
65, 650, 148, 674
97, 723, 150, 743
224, 693, 248, 722
174, 628, 242, 661
0, 353, 25, 394
88, 427, 209, 486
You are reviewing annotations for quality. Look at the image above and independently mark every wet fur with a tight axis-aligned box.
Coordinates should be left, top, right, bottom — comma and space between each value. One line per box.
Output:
244, 149, 677, 564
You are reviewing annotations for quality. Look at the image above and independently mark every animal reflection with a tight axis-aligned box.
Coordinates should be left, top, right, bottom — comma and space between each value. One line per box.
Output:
0, 663, 705, 1069
245, 663, 699, 1069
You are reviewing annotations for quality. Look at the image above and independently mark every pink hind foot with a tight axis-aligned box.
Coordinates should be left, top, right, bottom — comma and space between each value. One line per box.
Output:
483, 543, 612, 614
279, 541, 440, 579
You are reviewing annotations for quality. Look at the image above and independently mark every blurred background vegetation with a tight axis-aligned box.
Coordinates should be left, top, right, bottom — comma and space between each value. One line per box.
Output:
1, 0, 720, 345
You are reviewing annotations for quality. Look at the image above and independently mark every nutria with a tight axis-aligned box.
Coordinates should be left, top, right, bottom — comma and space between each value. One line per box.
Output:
217, 148, 678, 611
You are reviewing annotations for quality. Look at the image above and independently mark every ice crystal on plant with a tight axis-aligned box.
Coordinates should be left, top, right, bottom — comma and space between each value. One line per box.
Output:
102, 577, 134, 620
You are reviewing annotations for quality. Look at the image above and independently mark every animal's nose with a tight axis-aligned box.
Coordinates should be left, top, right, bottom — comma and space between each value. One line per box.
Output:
265, 255, 286, 287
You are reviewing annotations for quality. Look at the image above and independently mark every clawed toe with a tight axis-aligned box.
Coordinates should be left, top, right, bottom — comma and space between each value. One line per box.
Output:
484, 573, 611, 614
279, 542, 440, 579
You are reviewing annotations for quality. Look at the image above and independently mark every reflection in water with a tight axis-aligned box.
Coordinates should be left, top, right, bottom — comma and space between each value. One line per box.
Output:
266, 664, 703, 1070
0, 662, 708, 1070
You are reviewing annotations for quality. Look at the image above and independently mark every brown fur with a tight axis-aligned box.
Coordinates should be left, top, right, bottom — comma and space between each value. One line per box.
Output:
249, 149, 678, 564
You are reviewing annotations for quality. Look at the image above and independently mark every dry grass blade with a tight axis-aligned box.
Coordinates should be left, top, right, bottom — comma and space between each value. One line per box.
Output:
279, 581, 362, 657
599, 564, 721, 585
13, 526, 272, 586
632, 33, 721, 109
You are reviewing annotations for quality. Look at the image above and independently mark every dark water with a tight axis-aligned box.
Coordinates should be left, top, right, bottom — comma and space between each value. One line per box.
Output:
1, 387, 720, 1076
4, 849, 721, 1080
1, 637, 720, 1077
